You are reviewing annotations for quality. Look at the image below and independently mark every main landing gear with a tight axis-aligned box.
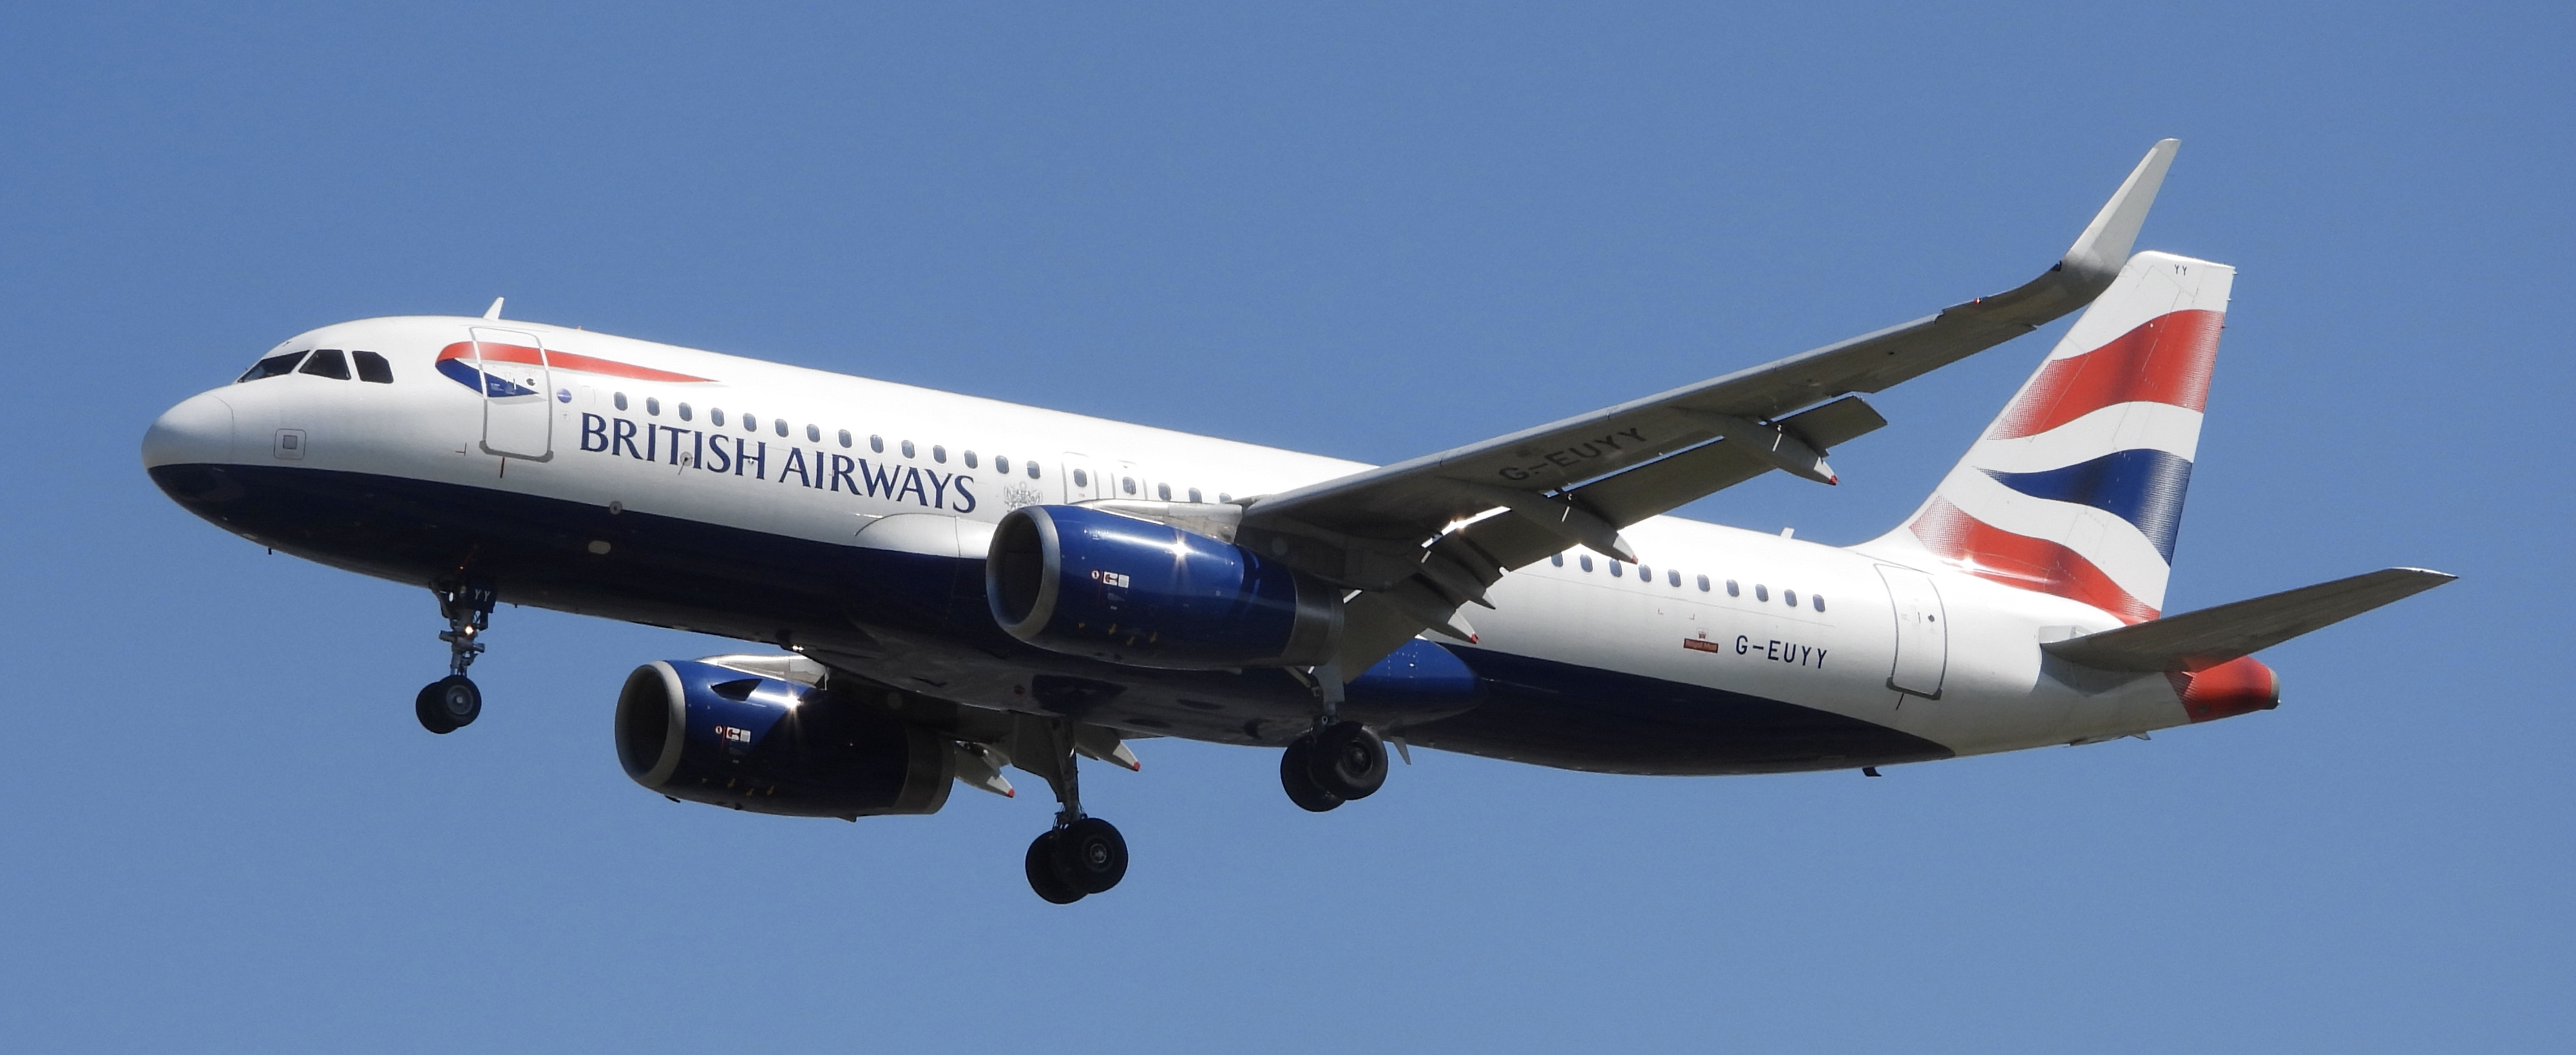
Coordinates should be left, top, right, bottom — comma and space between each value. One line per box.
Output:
415, 580, 495, 734
1279, 662, 1391, 812
1015, 719, 1130, 904
1280, 721, 1388, 812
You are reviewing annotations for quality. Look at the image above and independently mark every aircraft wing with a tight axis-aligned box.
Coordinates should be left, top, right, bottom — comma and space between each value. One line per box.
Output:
1222, 140, 2182, 676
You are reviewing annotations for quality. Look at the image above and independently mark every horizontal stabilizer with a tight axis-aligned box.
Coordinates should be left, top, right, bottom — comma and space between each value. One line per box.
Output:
2041, 567, 2456, 672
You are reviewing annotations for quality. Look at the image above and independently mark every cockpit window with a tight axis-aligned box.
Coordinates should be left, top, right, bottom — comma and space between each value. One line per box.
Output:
351, 351, 394, 383
238, 350, 308, 382
299, 349, 352, 379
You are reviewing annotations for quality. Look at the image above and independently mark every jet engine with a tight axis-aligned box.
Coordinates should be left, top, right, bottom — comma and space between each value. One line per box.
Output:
615, 659, 953, 818
986, 504, 1341, 670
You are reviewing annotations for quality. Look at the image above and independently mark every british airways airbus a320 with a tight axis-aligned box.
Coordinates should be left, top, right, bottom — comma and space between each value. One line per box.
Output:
144, 141, 2448, 902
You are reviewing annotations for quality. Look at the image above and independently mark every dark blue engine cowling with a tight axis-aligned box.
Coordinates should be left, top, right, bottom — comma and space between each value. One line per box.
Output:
614, 659, 953, 818
987, 504, 1342, 670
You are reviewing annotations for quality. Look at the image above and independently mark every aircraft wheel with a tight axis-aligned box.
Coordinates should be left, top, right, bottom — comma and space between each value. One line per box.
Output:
1051, 817, 1129, 895
1279, 737, 1344, 813
415, 675, 481, 734
1025, 830, 1085, 904
1310, 721, 1388, 800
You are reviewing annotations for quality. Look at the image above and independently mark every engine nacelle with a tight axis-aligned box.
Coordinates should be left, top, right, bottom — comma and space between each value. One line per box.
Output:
986, 504, 1342, 670
615, 659, 953, 818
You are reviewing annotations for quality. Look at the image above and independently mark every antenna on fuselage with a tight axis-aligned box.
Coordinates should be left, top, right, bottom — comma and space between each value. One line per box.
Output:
482, 297, 504, 320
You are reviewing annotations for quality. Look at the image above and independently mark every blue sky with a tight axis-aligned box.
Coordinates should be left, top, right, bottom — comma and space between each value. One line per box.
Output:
2, 4, 2568, 1051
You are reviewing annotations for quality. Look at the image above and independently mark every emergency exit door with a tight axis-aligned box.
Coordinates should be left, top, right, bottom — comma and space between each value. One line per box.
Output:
1060, 454, 1102, 503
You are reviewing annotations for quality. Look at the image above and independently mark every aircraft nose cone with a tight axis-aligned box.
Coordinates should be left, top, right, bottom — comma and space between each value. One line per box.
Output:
142, 390, 236, 469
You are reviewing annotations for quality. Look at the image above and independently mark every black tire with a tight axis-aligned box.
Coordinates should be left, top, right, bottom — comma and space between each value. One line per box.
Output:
1309, 721, 1388, 800
1025, 830, 1085, 904
415, 680, 460, 734
427, 675, 481, 730
1279, 737, 1344, 812
1052, 817, 1129, 895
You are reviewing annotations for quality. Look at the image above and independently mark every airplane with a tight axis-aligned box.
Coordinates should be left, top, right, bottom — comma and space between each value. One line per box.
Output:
142, 140, 2450, 903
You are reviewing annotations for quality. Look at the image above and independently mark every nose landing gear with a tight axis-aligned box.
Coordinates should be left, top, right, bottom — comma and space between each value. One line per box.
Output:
415, 676, 481, 734
416, 580, 495, 734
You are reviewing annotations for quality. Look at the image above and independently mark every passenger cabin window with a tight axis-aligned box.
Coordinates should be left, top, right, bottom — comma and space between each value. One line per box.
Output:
1551, 553, 1565, 567
964, 451, 978, 469
1579, 555, 1594, 572
351, 350, 394, 383
646, 397, 660, 416
238, 350, 307, 382
711, 408, 725, 426
1187, 488, 1201, 502
1121, 477, 1137, 495
901, 441, 916, 459
806, 424, 820, 442
1755, 585, 1770, 602
614, 392, 629, 411
871, 435, 884, 453
1216, 492, 1228, 502
931, 445, 945, 462
774, 419, 788, 437
299, 349, 351, 379
1637, 564, 1650, 580
1073, 469, 1089, 487
1157, 483, 1172, 500
1028, 462, 1042, 480
995, 455, 1011, 474
1668, 569, 1681, 587
1813, 594, 1826, 613
838, 430, 852, 448
1726, 580, 1740, 596
1610, 562, 1625, 578
743, 414, 759, 432
678, 403, 693, 421
1697, 575, 1711, 591
1784, 589, 1798, 607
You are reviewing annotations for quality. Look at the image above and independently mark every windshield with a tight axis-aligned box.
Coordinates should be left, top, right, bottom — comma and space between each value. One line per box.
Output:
237, 350, 307, 383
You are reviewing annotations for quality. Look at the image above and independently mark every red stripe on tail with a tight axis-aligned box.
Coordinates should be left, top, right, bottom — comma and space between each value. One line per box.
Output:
1909, 499, 2159, 623
1987, 310, 2222, 440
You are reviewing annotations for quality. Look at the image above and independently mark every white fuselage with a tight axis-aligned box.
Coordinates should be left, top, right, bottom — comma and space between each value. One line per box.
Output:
144, 314, 2202, 773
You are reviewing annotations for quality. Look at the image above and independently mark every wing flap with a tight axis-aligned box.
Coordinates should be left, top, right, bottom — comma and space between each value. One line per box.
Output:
2040, 567, 2456, 672
1325, 398, 1892, 672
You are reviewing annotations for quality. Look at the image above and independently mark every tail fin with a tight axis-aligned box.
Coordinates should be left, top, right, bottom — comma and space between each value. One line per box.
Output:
1866, 251, 2236, 623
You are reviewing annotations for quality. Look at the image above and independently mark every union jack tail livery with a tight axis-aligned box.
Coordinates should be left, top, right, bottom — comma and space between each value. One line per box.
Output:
1876, 250, 2236, 624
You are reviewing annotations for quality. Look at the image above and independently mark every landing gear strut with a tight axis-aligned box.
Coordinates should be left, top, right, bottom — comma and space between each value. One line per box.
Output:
1015, 718, 1129, 904
1280, 662, 1390, 811
416, 580, 495, 734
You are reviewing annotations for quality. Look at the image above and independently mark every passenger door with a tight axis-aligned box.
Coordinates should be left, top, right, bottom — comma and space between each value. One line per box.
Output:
1876, 564, 1949, 698
470, 327, 553, 461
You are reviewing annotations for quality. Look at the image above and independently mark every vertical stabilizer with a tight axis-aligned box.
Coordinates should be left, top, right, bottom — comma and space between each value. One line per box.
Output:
1862, 251, 2236, 623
